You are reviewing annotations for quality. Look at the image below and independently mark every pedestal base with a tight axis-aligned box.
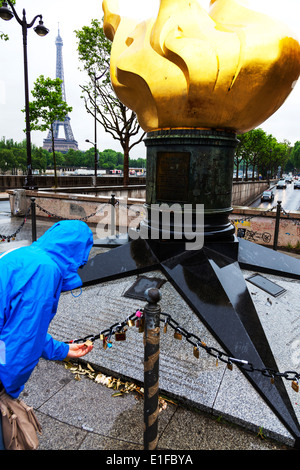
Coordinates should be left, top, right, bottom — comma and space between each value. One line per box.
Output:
79, 237, 300, 446
79, 129, 300, 445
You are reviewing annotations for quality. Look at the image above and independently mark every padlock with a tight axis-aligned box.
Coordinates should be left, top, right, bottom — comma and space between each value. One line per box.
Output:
174, 330, 182, 340
115, 331, 126, 341
84, 340, 93, 347
227, 361, 233, 371
292, 380, 299, 392
193, 346, 199, 359
139, 317, 145, 333
127, 319, 135, 327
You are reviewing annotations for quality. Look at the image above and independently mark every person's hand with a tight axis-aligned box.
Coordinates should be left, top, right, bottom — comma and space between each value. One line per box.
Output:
66, 342, 93, 358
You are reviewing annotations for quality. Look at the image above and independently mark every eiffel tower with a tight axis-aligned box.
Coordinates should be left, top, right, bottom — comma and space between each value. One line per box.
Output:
43, 27, 78, 153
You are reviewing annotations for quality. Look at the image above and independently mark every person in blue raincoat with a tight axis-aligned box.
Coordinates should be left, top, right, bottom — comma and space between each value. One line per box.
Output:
0, 220, 94, 449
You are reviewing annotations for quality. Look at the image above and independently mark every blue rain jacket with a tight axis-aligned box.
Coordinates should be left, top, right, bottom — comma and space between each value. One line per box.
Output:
0, 220, 93, 398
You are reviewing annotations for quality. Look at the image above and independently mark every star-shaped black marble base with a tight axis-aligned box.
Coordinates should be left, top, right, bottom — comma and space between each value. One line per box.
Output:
79, 236, 300, 447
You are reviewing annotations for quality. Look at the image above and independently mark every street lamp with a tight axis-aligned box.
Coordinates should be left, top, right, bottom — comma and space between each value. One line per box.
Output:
86, 70, 108, 186
0, 0, 49, 189
85, 138, 99, 185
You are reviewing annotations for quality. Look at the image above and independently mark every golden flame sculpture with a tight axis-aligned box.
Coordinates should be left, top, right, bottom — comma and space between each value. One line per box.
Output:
103, 0, 300, 134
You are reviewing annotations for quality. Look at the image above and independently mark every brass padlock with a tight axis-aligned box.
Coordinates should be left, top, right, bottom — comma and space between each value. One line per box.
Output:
115, 331, 126, 341
127, 319, 135, 327
193, 346, 199, 359
84, 340, 93, 347
292, 380, 299, 392
174, 330, 182, 340
227, 362, 233, 371
139, 317, 145, 333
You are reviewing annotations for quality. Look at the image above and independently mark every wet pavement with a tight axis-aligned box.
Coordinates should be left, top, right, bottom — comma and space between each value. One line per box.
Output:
0, 192, 299, 452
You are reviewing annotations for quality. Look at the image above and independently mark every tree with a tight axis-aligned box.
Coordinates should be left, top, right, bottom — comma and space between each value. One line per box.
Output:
75, 18, 145, 186
31, 147, 47, 174
236, 129, 292, 180
291, 141, 300, 172
26, 75, 72, 187
0, 149, 15, 173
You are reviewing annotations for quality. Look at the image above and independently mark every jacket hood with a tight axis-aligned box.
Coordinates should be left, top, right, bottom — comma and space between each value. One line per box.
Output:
33, 220, 93, 291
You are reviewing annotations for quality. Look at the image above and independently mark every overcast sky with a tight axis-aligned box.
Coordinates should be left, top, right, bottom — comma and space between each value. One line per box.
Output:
1, 0, 300, 159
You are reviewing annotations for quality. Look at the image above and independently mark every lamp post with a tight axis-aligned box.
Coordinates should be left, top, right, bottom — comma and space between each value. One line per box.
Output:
0, 1, 49, 190
85, 139, 98, 186
86, 70, 108, 186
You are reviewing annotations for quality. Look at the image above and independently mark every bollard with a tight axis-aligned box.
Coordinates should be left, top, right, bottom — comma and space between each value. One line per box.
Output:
110, 194, 116, 236
273, 200, 281, 251
31, 197, 37, 242
143, 287, 161, 451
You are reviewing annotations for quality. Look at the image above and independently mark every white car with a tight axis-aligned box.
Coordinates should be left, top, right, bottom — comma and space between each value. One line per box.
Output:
277, 180, 287, 189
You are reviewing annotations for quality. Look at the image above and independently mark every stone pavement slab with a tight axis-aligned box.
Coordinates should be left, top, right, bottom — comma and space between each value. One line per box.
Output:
0, 209, 298, 450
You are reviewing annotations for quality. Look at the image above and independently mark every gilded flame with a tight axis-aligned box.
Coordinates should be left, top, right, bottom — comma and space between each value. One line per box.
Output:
103, 0, 300, 133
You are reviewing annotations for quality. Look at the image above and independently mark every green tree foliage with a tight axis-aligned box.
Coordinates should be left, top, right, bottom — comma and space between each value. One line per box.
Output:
0, 133, 146, 175
0, 137, 49, 174
26, 75, 72, 187
236, 128, 292, 180
290, 141, 300, 172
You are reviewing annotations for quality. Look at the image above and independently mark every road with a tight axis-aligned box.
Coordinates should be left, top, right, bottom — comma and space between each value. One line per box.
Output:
251, 180, 300, 212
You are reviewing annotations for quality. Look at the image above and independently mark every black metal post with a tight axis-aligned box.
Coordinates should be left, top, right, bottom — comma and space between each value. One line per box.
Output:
94, 73, 98, 187
31, 197, 36, 242
21, 9, 34, 190
0, 1, 48, 190
110, 194, 116, 236
273, 200, 281, 251
143, 287, 161, 451
89, 70, 107, 186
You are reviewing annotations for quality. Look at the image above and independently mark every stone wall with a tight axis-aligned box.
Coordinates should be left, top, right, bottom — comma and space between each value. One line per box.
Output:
231, 180, 271, 206
8, 189, 300, 250
2, 175, 271, 206
231, 207, 300, 250
0, 175, 145, 191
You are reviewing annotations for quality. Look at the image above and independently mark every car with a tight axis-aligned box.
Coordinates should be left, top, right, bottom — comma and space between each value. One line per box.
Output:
285, 177, 292, 183
294, 180, 300, 189
261, 190, 274, 201
277, 180, 287, 189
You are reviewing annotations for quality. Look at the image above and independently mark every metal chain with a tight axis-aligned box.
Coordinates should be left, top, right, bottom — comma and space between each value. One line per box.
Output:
231, 204, 277, 225
65, 309, 300, 388
233, 203, 300, 226
35, 202, 109, 222
280, 205, 300, 224
0, 206, 31, 242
